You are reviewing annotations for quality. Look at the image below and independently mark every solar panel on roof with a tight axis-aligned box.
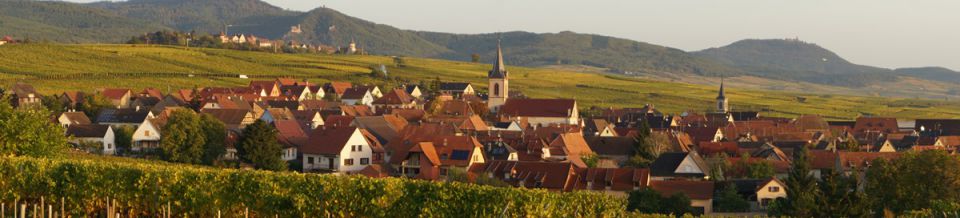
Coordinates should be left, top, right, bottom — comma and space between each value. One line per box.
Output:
450, 150, 471, 160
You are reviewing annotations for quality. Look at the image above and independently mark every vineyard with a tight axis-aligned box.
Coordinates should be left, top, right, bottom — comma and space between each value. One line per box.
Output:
2, 43, 960, 119
0, 156, 631, 217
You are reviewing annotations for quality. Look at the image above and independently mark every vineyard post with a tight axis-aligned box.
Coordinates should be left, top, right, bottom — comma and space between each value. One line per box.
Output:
2, 202, 5, 218
244, 207, 248, 218
217, 210, 221, 218
32, 203, 36, 218
40, 197, 44, 218
47, 205, 52, 218
20, 204, 25, 218
60, 197, 64, 218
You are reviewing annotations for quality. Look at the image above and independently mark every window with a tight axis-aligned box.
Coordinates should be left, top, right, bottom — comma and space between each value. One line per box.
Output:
360, 158, 369, 165
440, 168, 448, 176
145, 130, 150, 136
493, 83, 500, 96
358, 145, 362, 152
308, 157, 314, 164
345, 158, 354, 166
351, 145, 356, 152
769, 186, 780, 192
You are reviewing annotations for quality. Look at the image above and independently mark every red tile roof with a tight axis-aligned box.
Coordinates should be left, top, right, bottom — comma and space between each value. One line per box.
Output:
499, 99, 576, 118
101, 88, 131, 100
302, 126, 359, 155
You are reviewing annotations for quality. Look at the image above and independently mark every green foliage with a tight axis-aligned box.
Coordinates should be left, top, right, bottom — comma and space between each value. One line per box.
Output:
627, 121, 657, 168
865, 150, 960, 215
627, 188, 691, 215
199, 114, 227, 165
113, 126, 135, 151
816, 171, 870, 217
837, 137, 860, 151
0, 96, 67, 157
581, 153, 600, 168
237, 120, 287, 171
41, 94, 66, 115
771, 145, 820, 217
77, 94, 114, 119
0, 156, 627, 217
160, 110, 206, 164
714, 183, 750, 212
746, 159, 775, 179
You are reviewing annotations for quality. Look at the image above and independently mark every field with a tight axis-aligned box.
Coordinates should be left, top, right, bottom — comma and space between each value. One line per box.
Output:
2, 43, 960, 120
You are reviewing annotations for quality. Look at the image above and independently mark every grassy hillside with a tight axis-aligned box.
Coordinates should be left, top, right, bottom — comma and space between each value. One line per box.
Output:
1, 44, 960, 119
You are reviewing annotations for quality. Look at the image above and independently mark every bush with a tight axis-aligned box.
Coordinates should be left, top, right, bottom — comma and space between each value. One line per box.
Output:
0, 156, 627, 217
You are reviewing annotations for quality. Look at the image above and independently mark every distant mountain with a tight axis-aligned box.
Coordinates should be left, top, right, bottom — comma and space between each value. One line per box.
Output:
0, 0, 169, 43
895, 67, 960, 83
694, 39, 896, 86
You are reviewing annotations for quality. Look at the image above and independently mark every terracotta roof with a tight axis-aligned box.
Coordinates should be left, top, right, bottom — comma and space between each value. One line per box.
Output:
62, 91, 85, 104
584, 136, 634, 156
548, 133, 593, 157
66, 124, 111, 138
341, 87, 369, 100
274, 120, 308, 147
60, 112, 92, 125
357, 164, 395, 178
410, 142, 441, 166
100, 88, 131, 101
499, 99, 576, 118
837, 151, 902, 170
265, 108, 296, 121
340, 105, 373, 117
438, 100, 475, 116
353, 115, 408, 145
574, 168, 649, 191
472, 160, 578, 191
325, 82, 353, 95
266, 100, 300, 111
390, 109, 426, 123
853, 117, 899, 134
302, 126, 359, 155
458, 115, 489, 131
140, 88, 163, 99
698, 141, 740, 157
201, 109, 252, 126
325, 115, 355, 128
649, 180, 715, 200
373, 89, 414, 105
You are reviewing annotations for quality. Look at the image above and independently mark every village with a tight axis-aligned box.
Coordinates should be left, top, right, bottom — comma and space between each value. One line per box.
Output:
4, 41, 955, 216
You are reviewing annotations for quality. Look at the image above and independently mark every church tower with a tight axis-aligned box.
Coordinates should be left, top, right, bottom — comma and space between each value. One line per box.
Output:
488, 39, 509, 113
717, 77, 729, 113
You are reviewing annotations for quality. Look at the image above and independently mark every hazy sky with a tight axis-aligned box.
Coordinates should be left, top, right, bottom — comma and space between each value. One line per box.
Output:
68, 0, 960, 70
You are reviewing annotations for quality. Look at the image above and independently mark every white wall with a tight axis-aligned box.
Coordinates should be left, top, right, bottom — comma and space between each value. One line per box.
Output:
337, 130, 374, 172
132, 119, 161, 151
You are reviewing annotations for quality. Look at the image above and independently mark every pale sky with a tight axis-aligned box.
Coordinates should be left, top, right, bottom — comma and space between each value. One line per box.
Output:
67, 0, 960, 70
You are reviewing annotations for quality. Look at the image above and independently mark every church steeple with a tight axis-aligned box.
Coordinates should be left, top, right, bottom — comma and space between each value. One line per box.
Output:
489, 39, 508, 79
717, 76, 729, 113
488, 38, 509, 113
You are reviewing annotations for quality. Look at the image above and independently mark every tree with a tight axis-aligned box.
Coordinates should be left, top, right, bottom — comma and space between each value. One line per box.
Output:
0, 96, 67, 157
113, 126, 134, 152
865, 150, 960, 215
627, 188, 691, 215
41, 94, 65, 115
237, 120, 287, 171
160, 110, 205, 164
837, 137, 859, 151
746, 160, 775, 179
816, 171, 870, 217
580, 153, 600, 168
78, 94, 114, 118
470, 53, 481, 63
769, 145, 820, 217
200, 114, 227, 165
626, 120, 658, 167
714, 182, 750, 212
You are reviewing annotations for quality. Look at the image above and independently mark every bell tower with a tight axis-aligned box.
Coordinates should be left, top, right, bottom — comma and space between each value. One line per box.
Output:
717, 77, 729, 113
488, 39, 509, 113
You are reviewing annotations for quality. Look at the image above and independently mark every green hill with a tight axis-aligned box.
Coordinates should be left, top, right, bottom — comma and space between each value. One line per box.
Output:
895, 67, 960, 83
0, 0, 169, 43
4, 0, 959, 90
2, 43, 960, 119
694, 39, 896, 86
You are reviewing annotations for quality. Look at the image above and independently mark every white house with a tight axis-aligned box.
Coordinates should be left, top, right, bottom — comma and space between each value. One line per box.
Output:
301, 127, 374, 173
405, 85, 423, 99
341, 88, 374, 107
66, 124, 116, 155
756, 178, 787, 209
132, 118, 162, 152
58, 111, 92, 128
